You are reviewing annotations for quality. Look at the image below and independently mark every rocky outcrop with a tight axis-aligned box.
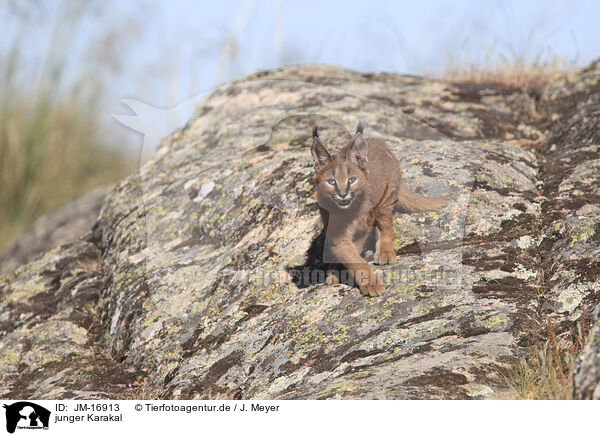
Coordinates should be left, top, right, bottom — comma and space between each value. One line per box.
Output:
540, 61, 600, 399
1, 62, 599, 399
0, 186, 111, 275
574, 305, 600, 399
0, 235, 143, 398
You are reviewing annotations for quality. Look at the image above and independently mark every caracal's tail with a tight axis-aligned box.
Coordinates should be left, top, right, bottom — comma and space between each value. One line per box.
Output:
397, 179, 447, 212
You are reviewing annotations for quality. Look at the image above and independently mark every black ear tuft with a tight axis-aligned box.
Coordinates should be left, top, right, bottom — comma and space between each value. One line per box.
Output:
347, 133, 369, 170
356, 121, 365, 135
312, 125, 319, 139
311, 136, 332, 171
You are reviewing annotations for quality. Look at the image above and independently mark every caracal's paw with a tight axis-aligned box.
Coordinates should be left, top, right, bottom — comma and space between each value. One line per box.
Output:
374, 247, 397, 265
358, 272, 384, 297
325, 271, 340, 285
359, 282, 384, 297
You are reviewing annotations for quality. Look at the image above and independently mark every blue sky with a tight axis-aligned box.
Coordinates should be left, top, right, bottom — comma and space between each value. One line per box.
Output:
3, 0, 599, 148
114, 0, 598, 107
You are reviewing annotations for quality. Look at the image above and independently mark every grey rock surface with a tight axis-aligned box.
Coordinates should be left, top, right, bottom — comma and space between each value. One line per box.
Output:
0, 186, 111, 275
1, 62, 599, 399
540, 60, 600, 399
574, 305, 600, 399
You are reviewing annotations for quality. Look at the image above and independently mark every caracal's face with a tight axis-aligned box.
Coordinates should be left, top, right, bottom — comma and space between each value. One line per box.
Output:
316, 158, 365, 210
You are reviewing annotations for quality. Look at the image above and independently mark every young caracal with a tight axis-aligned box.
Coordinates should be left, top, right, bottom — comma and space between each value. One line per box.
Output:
311, 123, 446, 297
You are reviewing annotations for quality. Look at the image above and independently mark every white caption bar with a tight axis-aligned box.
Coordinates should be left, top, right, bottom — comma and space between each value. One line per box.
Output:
0, 400, 595, 435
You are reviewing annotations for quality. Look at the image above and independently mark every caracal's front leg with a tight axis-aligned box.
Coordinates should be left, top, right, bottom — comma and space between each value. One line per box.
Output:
373, 206, 397, 265
329, 237, 384, 297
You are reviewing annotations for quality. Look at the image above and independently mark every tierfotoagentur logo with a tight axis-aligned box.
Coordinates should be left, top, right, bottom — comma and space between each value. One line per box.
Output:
2, 402, 50, 434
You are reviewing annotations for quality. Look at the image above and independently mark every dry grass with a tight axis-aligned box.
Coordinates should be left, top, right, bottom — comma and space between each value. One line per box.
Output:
0, 92, 134, 251
505, 309, 588, 400
110, 375, 166, 400
442, 56, 574, 87
0, 2, 135, 252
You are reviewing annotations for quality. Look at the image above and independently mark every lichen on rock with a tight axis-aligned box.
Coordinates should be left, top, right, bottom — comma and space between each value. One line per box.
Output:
1, 61, 600, 399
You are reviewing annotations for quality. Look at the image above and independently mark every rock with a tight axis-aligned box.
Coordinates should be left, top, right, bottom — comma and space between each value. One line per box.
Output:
574, 305, 600, 399
1, 62, 599, 399
0, 186, 111, 275
540, 60, 600, 399
0, 237, 144, 398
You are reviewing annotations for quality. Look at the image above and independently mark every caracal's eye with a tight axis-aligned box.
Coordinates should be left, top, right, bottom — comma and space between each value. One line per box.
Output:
348, 177, 357, 184
326, 178, 336, 186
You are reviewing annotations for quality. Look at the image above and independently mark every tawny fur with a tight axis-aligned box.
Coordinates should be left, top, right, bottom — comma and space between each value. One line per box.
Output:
311, 124, 446, 297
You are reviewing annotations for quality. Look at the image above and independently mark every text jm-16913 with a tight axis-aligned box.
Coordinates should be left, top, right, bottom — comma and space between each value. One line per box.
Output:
71, 404, 120, 412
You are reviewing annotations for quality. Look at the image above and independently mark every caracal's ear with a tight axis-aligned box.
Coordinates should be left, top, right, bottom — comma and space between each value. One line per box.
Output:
311, 127, 332, 171
356, 121, 365, 135
346, 132, 369, 170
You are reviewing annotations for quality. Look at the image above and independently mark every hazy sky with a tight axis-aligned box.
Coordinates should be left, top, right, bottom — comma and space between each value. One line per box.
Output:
112, 0, 598, 103
4, 0, 599, 147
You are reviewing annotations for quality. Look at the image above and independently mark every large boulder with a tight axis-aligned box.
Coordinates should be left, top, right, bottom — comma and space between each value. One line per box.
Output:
1, 63, 599, 399
540, 60, 600, 399
0, 186, 111, 275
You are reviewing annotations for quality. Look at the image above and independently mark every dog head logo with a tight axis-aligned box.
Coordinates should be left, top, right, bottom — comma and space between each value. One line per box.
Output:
3, 402, 50, 433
